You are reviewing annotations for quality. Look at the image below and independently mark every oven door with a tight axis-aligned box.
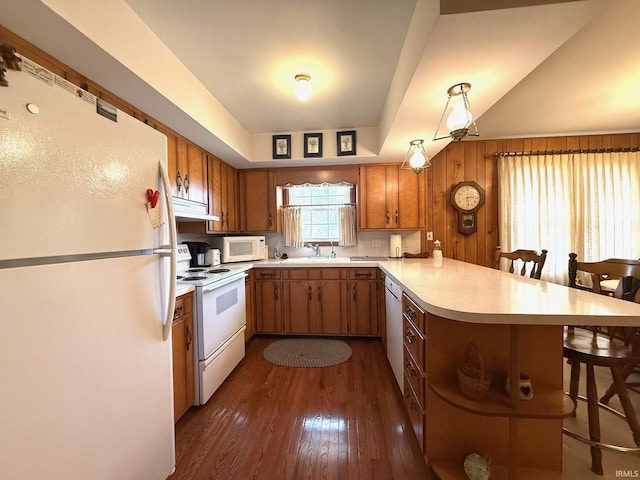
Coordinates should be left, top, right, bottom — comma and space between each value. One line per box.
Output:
198, 327, 245, 405
195, 273, 247, 360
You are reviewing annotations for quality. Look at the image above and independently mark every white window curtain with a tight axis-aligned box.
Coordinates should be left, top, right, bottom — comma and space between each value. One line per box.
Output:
338, 205, 356, 246
282, 206, 303, 247
498, 151, 639, 285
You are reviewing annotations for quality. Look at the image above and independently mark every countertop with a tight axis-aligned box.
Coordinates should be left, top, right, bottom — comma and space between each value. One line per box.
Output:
241, 256, 640, 326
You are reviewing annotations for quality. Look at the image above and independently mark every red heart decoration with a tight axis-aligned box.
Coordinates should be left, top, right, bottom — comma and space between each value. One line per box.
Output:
146, 188, 160, 208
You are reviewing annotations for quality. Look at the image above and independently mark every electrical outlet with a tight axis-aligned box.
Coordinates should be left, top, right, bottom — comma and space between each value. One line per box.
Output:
427, 231, 433, 240
371, 239, 381, 247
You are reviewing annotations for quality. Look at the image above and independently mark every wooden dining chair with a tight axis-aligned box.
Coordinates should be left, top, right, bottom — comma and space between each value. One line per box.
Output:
563, 254, 640, 474
495, 247, 548, 279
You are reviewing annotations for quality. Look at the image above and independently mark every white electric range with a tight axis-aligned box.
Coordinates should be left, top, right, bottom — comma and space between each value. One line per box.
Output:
176, 244, 247, 405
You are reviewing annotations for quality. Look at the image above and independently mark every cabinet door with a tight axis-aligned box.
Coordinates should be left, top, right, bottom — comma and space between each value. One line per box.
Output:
349, 279, 378, 335
239, 169, 276, 232
158, 126, 182, 198
185, 142, 207, 205
244, 272, 255, 342
397, 168, 425, 229
207, 155, 223, 232
255, 280, 283, 333
285, 281, 311, 334
358, 165, 388, 229
316, 280, 348, 334
222, 162, 237, 232
172, 293, 194, 422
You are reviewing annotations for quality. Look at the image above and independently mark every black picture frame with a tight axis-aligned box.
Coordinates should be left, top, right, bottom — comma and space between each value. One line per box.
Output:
337, 130, 356, 156
303, 133, 323, 158
272, 134, 291, 159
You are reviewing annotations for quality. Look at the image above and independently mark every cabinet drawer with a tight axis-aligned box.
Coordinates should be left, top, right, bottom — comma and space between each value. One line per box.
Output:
403, 377, 424, 451
403, 315, 424, 368
348, 268, 376, 280
174, 293, 193, 320
404, 343, 425, 409
402, 293, 425, 333
287, 269, 309, 280
255, 269, 282, 280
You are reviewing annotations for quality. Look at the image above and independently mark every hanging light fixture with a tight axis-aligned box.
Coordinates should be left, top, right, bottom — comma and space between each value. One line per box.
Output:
400, 139, 431, 174
293, 73, 312, 101
433, 82, 479, 141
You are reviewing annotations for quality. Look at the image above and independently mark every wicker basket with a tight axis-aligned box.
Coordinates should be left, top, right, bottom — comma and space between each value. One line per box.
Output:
457, 342, 491, 401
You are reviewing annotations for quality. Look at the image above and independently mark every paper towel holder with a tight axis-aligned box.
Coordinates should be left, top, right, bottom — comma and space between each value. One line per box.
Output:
390, 234, 403, 259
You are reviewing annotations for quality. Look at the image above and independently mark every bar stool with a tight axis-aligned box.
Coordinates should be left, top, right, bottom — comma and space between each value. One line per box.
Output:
563, 254, 640, 475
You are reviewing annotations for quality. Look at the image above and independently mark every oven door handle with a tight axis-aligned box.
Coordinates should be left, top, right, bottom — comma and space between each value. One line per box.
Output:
158, 160, 177, 342
201, 272, 248, 292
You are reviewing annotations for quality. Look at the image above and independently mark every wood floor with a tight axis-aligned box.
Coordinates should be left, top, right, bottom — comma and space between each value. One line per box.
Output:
169, 336, 640, 480
169, 337, 433, 480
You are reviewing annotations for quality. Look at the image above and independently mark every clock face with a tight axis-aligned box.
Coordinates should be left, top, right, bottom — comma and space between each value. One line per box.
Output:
454, 185, 481, 211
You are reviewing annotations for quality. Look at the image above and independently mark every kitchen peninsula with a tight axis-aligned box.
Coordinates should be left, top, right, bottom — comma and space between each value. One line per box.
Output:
251, 257, 640, 479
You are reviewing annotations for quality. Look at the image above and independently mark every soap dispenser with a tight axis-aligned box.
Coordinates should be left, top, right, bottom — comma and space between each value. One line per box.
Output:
433, 240, 443, 267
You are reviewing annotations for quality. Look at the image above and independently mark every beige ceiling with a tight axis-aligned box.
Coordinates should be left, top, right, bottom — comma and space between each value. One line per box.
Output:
2, 0, 639, 169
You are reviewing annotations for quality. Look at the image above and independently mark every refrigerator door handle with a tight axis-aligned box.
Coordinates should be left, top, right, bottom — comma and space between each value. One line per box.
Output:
159, 160, 177, 341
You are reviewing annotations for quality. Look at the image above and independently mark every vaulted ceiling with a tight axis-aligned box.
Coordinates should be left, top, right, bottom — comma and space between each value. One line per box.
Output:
3, 0, 639, 168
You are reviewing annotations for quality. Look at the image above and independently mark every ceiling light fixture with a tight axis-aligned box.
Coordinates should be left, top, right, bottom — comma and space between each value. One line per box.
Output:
400, 139, 430, 174
293, 73, 312, 101
433, 82, 479, 142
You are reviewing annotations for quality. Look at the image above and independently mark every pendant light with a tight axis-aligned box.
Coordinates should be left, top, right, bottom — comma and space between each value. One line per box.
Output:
293, 73, 312, 101
400, 139, 430, 174
433, 82, 479, 141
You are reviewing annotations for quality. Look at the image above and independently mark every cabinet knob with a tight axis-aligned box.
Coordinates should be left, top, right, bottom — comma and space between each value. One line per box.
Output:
405, 328, 415, 343
395, 209, 399, 224
385, 210, 390, 224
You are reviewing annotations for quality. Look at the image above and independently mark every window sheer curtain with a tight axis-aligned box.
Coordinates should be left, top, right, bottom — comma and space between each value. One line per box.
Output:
281, 206, 303, 247
338, 205, 356, 246
498, 151, 639, 285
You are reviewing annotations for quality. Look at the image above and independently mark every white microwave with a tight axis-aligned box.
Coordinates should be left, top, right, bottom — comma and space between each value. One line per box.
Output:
210, 236, 266, 263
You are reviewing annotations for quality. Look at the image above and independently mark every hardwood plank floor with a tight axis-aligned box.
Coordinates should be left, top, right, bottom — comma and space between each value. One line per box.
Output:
169, 336, 640, 480
169, 337, 433, 480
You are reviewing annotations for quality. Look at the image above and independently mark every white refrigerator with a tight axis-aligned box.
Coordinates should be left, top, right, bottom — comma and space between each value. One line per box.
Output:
0, 61, 177, 479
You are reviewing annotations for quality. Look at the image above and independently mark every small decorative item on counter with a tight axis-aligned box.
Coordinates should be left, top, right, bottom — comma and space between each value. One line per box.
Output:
457, 342, 491, 401
432, 239, 443, 267
463, 453, 492, 480
505, 371, 534, 400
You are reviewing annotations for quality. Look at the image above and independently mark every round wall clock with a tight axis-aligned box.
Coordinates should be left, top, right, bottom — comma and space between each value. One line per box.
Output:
451, 181, 485, 234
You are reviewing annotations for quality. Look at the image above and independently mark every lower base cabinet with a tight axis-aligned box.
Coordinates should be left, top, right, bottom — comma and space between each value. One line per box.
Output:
254, 267, 378, 336
172, 292, 194, 422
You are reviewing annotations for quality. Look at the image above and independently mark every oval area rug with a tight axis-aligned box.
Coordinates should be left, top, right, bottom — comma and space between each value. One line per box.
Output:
263, 338, 352, 367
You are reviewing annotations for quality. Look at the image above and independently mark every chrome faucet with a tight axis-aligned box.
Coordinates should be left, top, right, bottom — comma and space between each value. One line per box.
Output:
305, 243, 321, 257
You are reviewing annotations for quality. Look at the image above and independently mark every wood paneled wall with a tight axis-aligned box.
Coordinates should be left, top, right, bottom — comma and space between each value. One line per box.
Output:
425, 133, 640, 268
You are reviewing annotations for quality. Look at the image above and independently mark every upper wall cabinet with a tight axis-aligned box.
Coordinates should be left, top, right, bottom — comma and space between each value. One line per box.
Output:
238, 169, 277, 232
358, 165, 425, 230
207, 155, 237, 233
159, 125, 207, 207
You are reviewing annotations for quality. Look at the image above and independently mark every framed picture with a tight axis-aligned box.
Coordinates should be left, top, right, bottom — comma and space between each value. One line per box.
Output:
337, 130, 356, 156
303, 133, 323, 158
272, 134, 291, 159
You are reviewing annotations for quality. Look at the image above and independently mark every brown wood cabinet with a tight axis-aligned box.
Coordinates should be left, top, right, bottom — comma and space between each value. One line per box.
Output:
402, 292, 426, 450
244, 270, 255, 342
254, 269, 285, 333
172, 292, 194, 422
358, 164, 425, 230
347, 268, 379, 335
282, 268, 348, 335
207, 155, 237, 232
238, 169, 277, 232
161, 126, 207, 206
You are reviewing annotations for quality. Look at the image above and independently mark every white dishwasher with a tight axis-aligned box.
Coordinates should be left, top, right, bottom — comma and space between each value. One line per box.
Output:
385, 276, 404, 393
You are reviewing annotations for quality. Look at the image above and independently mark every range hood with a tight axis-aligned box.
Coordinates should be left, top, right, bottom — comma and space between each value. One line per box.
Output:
172, 197, 220, 222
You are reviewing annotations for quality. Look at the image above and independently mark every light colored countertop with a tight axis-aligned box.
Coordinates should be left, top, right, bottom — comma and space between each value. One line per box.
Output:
378, 257, 640, 326
175, 283, 195, 297
209, 257, 640, 326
